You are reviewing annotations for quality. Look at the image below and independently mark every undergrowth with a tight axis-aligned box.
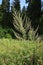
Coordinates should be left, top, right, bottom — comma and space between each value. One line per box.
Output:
0, 39, 43, 65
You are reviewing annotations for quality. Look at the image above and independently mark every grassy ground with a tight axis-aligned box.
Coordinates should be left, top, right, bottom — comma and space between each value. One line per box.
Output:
0, 39, 43, 65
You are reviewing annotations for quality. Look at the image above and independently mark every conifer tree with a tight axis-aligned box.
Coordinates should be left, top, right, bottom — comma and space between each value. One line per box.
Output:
1, 0, 10, 27
2, 0, 10, 12
22, 6, 26, 15
26, 0, 41, 28
13, 0, 20, 11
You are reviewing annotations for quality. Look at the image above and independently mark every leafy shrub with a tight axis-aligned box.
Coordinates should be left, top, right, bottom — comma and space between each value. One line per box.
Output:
5, 34, 12, 38
12, 7, 39, 40
0, 26, 12, 38
0, 26, 5, 38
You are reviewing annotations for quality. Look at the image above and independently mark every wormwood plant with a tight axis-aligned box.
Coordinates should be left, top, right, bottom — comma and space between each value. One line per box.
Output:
12, 7, 39, 40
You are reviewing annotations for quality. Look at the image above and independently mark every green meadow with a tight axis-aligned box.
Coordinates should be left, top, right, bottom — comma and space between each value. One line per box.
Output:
0, 39, 43, 65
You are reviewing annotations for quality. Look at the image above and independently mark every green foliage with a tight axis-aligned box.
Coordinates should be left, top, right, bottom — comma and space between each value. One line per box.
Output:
22, 6, 26, 15
12, 7, 39, 40
39, 15, 43, 34
13, 0, 20, 11
1, 0, 10, 12
0, 5, 3, 23
28, 26, 39, 41
22, 6, 27, 20
0, 26, 12, 38
26, 0, 41, 28
29, 48, 42, 65
1, 0, 11, 28
2, 12, 13, 28
0, 12, 3, 22
0, 39, 43, 65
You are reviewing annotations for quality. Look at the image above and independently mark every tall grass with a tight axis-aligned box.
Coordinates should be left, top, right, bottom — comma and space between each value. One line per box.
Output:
0, 39, 43, 65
